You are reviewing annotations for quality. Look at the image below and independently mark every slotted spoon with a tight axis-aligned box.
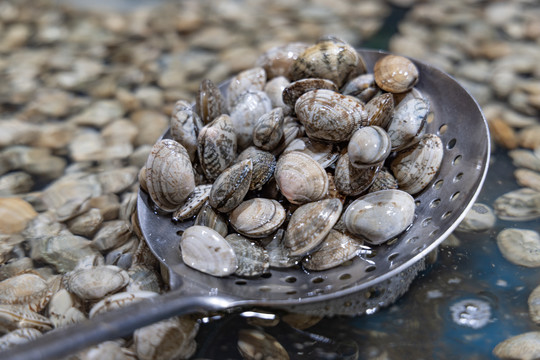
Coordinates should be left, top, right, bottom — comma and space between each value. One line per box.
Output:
3, 49, 490, 360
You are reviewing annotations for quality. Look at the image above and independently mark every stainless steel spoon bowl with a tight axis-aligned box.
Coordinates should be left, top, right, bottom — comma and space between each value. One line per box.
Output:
4, 49, 490, 360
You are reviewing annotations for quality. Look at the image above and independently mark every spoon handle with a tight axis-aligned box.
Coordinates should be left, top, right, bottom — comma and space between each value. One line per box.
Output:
2, 292, 246, 360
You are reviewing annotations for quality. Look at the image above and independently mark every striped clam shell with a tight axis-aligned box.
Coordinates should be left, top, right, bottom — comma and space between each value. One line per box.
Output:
197, 114, 237, 181
229, 198, 286, 238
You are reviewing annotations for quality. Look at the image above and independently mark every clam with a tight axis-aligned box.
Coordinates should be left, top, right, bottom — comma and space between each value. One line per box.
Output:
348, 126, 392, 168
227, 67, 267, 109
365, 92, 394, 129
390, 133, 443, 195
343, 189, 415, 245
238, 329, 290, 360
230, 90, 273, 149
282, 78, 338, 108
0, 305, 52, 332
172, 184, 212, 222
255, 42, 309, 79
302, 230, 362, 271
252, 108, 284, 151
180, 225, 237, 277
197, 114, 237, 181
194, 202, 228, 238
368, 168, 399, 193
208, 159, 253, 213
284, 198, 343, 257
271, 116, 304, 156
145, 139, 195, 212
64, 265, 129, 301
170, 100, 203, 162
0, 328, 42, 350
295, 89, 367, 142
225, 234, 270, 277
290, 37, 366, 88
0, 274, 55, 313
0, 197, 37, 235
263, 77, 291, 115
196, 78, 227, 124
283, 137, 339, 169
373, 55, 419, 93
264, 229, 299, 268
229, 198, 286, 238
236, 147, 276, 191
334, 153, 380, 196
89, 291, 158, 318
274, 151, 328, 205
387, 97, 429, 151
341, 73, 379, 102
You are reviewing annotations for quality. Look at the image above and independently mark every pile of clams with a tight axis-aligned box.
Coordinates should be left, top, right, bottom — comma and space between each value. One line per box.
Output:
140, 37, 443, 278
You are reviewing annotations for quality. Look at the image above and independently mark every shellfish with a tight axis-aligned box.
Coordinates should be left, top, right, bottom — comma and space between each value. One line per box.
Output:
229, 198, 286, 238
208, 159, 253, 213
374, 55, 419, 93
197, 114, 237, 181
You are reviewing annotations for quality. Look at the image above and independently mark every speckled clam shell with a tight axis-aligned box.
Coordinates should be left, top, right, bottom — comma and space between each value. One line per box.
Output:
390, 134, 443, 195
172, 184, 212, 222
295, 89, 367, 142
196, 79, 227, 124
230, 90, 273, 149
252, 108, 284, 151
334, 153, 380, 196
343, 189, 415, 245
302, 230, 361, 271
282, 78, 338, 108
348, 126, 391, 168
263, 77, 291, 115
496, 228, 540, 267
0, 274, 56, 313
264, 229, 299, 268
387, 97, 429, 151
284, 198, 342, 257
227, 67, 267, 109
236, 147, 276, 191
229, 198, 286, 238
197, 114, 237, 181
209, 159, 253, 213
145, 139, 195, 212
180, 225, 237, 277
274, 151, 328, 205
194, 202, 228, 238
290, 37, 365, 88
270, 116, 304, 156
170, 101, 203, 162
368, 168, 398, 193
225, 234, 270, 277
283, 137, 339, 169
341, 73, 379, 102
374, 55, 419, 93
255, 42, 309, 80
365, 93, 394, 129
64, 265, 129, 300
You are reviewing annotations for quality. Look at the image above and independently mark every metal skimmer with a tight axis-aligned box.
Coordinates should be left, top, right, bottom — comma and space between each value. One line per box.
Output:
4, 49, 490, 360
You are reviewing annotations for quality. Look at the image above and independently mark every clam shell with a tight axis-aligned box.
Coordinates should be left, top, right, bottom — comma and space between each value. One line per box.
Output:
229, 198, 286, 238
348, 126, 392, 168
194, 202, 228, 238
255, 42, 309, 79
180, 225, 237, 277
172, 184, 212, 222
264, 229, 299, 268
343, 189, 415, 245
263, 77, 291, 115
295, 89, 367, 142
230, 90, 273, 149
282, 78, 338, 108
225, 234, 270, 277
0, 274, 55, 313
170, 101, 203, 162
341, 73, 379, 102
89, 291, 158, 318
196, 79, 227, 124
283, 137, 339, 169
390, 134, 443, 195
334, 153, 380, 196
209, 159, 253, 213
290, 37, 365, 88
271, 116, 304, 156
274, 151, 328, 205
374, 55, 419, 93
302, 230, 361, 271
387, 97, 429, 151
496, 228, 540, 267
252, 108, 284, 151
65, 265, 129, 300
145, 139, 195, 212
284, 198, 343, 257
494, 188, 540, 221
238, 329, 290, 360
236, 147, 276, 191
197, 114, 237, 181
0, 198, 37, 234
368, 168, 398, 193
227, 67, 267, 109
365, 92, 394, 129
0, 305, 52, 332
0, 328, 42, 350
